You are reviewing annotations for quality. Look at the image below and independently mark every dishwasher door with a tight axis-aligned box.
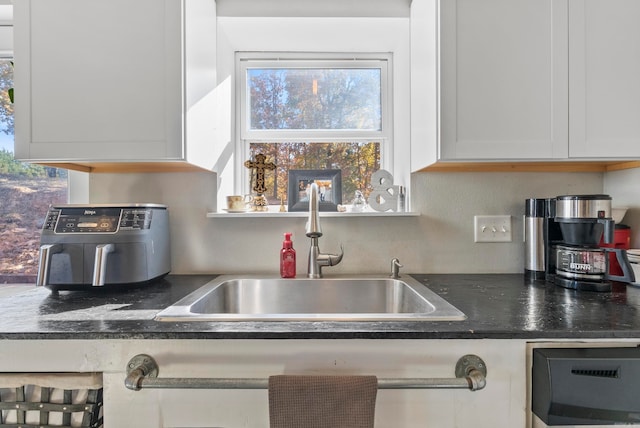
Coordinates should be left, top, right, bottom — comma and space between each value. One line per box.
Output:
532, 347, 640, 426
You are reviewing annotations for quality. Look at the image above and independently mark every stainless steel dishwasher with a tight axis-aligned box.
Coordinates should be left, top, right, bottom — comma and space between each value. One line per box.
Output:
532, 347, 640, 426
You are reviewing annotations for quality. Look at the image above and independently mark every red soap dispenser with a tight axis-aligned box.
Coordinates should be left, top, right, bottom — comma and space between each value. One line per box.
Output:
280, 232, 296, 278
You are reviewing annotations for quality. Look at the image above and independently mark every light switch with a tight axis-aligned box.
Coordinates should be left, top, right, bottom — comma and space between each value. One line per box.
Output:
474, 215, 512, 243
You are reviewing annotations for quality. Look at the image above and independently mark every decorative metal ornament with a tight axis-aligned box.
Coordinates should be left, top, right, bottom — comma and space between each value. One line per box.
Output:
368, 169, 400, 212
244, 153, 276, 195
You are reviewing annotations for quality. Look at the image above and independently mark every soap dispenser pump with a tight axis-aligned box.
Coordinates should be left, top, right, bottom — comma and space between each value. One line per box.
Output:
280, 232, 296, 278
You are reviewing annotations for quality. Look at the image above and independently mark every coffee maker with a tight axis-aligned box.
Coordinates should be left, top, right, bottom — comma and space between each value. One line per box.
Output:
525, 194, 635, 291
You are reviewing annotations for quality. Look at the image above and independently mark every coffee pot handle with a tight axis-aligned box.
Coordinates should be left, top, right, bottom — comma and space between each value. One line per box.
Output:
598, 218, 615, 244
604, 248, 636, 283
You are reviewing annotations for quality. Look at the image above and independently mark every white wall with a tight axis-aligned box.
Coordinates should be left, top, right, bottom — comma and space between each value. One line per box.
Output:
88, 170, 605, 275
605, 168, 640, 248
214, 16, 411, 210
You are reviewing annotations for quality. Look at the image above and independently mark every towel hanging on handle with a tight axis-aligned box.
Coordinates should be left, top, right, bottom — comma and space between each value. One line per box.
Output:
268, 375, 378, 428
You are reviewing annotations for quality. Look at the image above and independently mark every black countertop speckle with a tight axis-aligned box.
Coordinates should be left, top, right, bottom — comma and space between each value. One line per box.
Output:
1, 274, 639, 340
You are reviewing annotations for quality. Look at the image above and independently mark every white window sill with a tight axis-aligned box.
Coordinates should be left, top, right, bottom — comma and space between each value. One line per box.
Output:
207, 210, 420, 218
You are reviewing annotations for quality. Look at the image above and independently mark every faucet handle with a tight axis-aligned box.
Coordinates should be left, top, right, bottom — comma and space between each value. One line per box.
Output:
327, 244, 344, 266
318, 244, 344, 267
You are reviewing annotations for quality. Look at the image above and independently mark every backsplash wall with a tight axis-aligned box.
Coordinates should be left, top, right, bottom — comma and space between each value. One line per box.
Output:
604, 167, 640, 247
87, 170, 621, 275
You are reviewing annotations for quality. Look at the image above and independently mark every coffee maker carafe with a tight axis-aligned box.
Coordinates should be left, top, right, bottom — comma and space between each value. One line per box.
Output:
553, 194, 634, 292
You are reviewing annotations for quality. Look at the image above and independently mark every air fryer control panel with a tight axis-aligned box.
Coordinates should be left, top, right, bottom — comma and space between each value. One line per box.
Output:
44, 207, 153, 234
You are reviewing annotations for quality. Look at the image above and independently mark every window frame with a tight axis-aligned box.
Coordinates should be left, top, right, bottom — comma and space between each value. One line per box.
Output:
236, 52, 393, 195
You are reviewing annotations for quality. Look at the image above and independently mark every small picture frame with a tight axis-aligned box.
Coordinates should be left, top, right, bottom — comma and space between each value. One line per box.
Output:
288, 170, 342, 212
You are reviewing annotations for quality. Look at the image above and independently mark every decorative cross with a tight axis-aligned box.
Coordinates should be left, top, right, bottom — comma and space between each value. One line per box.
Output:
244, 153, 276, 194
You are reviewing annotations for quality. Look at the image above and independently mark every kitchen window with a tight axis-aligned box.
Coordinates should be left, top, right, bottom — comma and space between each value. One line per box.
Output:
0, 62, 69, 283
0, 5, 69, 283
238, 53, 391, 204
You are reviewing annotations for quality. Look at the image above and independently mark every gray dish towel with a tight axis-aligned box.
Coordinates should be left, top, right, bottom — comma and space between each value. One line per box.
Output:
268, 375, 378, 428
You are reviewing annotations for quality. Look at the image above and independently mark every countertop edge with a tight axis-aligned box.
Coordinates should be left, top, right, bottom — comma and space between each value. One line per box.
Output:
2, 273, 640, 340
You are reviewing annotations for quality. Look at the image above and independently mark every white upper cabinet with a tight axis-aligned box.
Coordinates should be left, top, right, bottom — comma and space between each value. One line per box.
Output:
439, 0, 568, 161
411, 0, 640, 170
569, 0, 640, 158
14, 0, 217, 171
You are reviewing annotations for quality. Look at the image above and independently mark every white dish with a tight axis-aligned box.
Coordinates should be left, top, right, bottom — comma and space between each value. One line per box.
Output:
627, 250, 640, 264
612, 207, 628, 224
223, 208, 249, 213
630, 262, 640, 286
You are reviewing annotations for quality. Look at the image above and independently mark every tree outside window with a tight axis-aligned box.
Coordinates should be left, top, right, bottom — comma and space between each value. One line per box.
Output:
0, 60, 68, 283
250, 142, 380, 204
241, 57, 389, 205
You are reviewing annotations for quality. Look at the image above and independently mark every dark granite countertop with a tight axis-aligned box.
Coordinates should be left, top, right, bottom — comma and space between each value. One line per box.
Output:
0, 274, 639, 340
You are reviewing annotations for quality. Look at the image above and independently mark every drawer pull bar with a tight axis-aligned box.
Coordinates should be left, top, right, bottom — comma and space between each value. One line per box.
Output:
124, 354, 487, 392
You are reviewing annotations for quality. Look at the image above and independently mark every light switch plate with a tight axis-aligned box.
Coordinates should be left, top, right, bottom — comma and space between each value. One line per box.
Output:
474, 215, 512, 242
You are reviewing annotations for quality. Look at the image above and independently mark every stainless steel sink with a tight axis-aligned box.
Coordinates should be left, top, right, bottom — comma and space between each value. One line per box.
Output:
155, 275, 466, 322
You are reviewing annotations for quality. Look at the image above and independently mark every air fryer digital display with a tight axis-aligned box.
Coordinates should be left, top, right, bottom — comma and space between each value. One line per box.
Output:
46, 207, 153, 233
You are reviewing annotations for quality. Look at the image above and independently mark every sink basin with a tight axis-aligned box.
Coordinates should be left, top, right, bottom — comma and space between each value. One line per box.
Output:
155, 275, 466, 322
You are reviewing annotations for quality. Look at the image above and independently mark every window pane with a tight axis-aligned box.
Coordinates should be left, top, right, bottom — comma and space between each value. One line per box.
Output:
249, 142, 380, 205
248, 68, 382, 131
0, 60, 68, 283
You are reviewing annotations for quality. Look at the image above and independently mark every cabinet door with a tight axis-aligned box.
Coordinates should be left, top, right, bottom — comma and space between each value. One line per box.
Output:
104, 339, 527, 428
440, 0, 568, 160
569, 0, 640, 158
14, 0, 183, 162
